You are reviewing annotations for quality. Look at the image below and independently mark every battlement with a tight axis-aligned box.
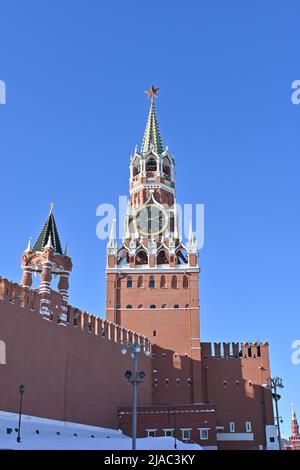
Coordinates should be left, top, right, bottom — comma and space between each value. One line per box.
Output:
0, 277, 150, 349
201, 341, 269, 360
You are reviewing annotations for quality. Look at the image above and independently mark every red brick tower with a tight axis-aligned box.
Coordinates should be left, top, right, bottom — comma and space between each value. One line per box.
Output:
289, 404, 300, 450
21, 204, 72, 323
106, 87, 202, 403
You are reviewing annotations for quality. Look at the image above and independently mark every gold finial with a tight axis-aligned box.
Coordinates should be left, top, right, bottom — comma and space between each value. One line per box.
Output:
50, 202, 55, 213
145, 85, 160, 100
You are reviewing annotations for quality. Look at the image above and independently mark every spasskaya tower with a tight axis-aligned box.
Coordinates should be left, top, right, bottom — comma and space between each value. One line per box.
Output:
106, 87, 202, 403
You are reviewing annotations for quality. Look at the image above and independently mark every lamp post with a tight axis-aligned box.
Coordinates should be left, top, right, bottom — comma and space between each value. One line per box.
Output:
121, 341, 150, 450
268, 377, 284, 450
17, 384, 25, 443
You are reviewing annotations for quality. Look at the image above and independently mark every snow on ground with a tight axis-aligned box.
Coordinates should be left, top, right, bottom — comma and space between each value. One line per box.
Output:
0, 411, 201, 450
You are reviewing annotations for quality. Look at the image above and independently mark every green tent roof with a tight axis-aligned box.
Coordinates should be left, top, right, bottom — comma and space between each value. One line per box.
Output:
31, 207, 63, 254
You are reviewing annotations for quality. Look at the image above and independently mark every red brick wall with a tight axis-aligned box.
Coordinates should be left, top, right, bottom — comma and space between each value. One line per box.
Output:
0, 293, 152, 429
106, 270, 203, 404
106, 271, 200, 354
201, 342, 274, 450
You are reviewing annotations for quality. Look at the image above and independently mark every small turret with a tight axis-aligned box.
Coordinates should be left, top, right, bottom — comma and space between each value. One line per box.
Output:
20, 204, 72, 322
186, 220, 198, 254
289, 403, 300, 449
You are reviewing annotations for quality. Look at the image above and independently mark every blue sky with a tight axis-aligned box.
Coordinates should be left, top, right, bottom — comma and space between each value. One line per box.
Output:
1, 0, 299, 436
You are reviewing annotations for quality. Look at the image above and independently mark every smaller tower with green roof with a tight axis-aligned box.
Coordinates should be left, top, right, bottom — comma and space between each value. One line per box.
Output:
21, 204, 72, 323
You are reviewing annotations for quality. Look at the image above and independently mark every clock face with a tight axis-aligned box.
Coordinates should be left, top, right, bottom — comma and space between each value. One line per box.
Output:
134, 204, 168, 236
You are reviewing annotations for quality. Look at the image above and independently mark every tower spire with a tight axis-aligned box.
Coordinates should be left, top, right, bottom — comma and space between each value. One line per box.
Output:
31, 203, 63, 254
141, 86, 164, 155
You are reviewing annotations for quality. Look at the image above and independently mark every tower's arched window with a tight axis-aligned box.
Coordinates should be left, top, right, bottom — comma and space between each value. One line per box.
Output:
183, 275, 189, 289
160, 275, 166, 288
149, 276, 155, 288
138, 304, 143, 309
157, 249, 168, 265
126, 304, 132, 309
117, 247, 129, 266
127, 277, 132, 288
136, 249, 148, 265
137, 276, 143, 288
162, 304, 167, 309
174, 304, 179, 309
163, 158, 171, 177
150, 304, 156, 309
146, 157, 157, 172
132, 158, 140, 177
176, 248, 188, 264
171, 275, 177, 289
73, 310, 80, 326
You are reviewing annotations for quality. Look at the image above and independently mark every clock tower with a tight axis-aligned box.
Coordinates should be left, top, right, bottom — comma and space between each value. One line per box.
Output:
106, 88, 202, 403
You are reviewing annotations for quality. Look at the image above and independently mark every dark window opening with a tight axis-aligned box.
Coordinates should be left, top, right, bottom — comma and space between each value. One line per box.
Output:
133, 163, 140, 177
163, 160, 171, 177
146, 157, 157, 172
136, 250, 148, 265
157, 250, 168, 265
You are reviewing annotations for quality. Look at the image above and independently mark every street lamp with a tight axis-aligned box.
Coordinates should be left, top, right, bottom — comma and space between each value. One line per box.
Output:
121, 341, 150, 450
17, 384, 25, 443
267, 377, 284, 450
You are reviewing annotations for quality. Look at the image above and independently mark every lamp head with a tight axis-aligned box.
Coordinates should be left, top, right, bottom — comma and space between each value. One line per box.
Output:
125, 370, 132, 381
